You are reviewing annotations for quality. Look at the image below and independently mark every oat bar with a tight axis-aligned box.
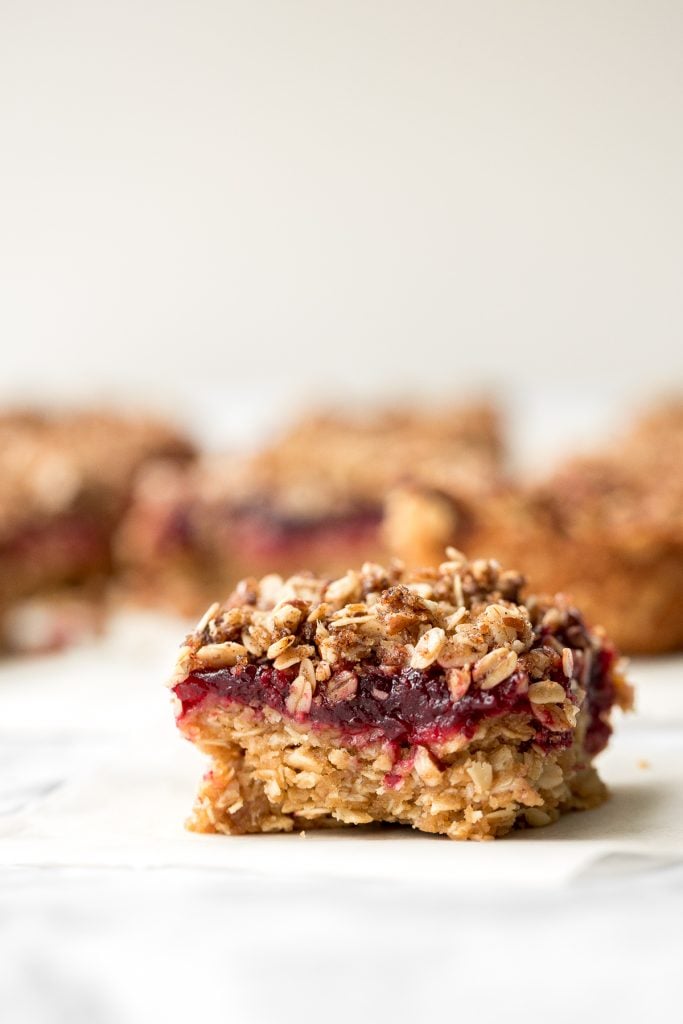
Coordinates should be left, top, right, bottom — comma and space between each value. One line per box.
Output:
0, 409, 193, 651
118, 402, 502, 614
170, 551, 632, 840
385, 400, 683, 654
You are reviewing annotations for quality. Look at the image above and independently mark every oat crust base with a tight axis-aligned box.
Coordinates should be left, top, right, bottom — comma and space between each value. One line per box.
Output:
183, 702, 606, 841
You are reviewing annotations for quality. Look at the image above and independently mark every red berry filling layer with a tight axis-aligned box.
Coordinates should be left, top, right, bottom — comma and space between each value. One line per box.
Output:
175, 649, 612, 756
151, 504, 382, 564
175, 661, 544, 743
1, 516, 110, 582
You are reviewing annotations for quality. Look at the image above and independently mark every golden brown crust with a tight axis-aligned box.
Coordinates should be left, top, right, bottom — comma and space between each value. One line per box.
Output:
0, 408, 194, 640
0, 409, 193, 540
385, 400, 683, 654
183, 704, 607, 841
468, 506, 682, 655
239, 402, 502, 517
171, 552, 632, 840
117, 403, 504, 612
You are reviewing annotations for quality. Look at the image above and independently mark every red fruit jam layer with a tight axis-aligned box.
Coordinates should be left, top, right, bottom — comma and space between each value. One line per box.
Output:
175, 656, 607, 757
1, 517, 110, 585
228, 507, 382, 560
538, 613, 618, 757
154, 504, 382, 566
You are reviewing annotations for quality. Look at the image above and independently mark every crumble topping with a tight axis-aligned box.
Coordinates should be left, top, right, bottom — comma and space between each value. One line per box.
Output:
171, 550, 633, 742
0, 408, 195, 649
0, 409, 193, 541
244, 403, 503, 516
528, 402, 683, 546
383, 399, 683, 654
148, 402, 503, 526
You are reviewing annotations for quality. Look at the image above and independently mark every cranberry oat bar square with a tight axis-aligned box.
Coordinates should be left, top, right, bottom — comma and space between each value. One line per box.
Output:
170, 551, 631, 840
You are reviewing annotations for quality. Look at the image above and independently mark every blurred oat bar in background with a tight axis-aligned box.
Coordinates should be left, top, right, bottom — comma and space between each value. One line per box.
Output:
0, 410, 194, 652
116, 402, 503, 616
385, 400, 683, 654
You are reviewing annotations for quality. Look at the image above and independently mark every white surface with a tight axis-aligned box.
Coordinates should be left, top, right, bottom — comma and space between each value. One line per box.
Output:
2, 4, 682, 1016
1, 614, 682, 1022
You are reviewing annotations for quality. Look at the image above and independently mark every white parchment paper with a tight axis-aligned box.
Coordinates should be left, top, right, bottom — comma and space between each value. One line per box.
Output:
2, 612, 681, 888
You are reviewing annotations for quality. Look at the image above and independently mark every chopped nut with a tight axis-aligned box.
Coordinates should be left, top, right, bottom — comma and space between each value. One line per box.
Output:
437, 625, 488, 668
480, 603, 531, 648
383, 611, 418, 634
307, 602, 330, 623
447, 667, 471, 701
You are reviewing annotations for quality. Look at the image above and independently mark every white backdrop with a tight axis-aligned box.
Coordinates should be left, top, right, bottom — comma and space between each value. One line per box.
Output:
2, 0, 683, 406
3, 12, 683, 1022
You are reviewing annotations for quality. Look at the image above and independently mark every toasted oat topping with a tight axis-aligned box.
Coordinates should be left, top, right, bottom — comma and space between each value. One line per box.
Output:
172, 551, 632, 724
151, 403, 503, 525
517, 399, 683, 543
0, 409, 193, 541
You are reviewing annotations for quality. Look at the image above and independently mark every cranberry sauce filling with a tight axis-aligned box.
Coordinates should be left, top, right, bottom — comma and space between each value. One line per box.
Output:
227, 505, 382, 558
1, 517, 110, 575
583, 645, 618, 756
153, 504, 196, 553
175, 661, 572, 753
538, 610, 618, 757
